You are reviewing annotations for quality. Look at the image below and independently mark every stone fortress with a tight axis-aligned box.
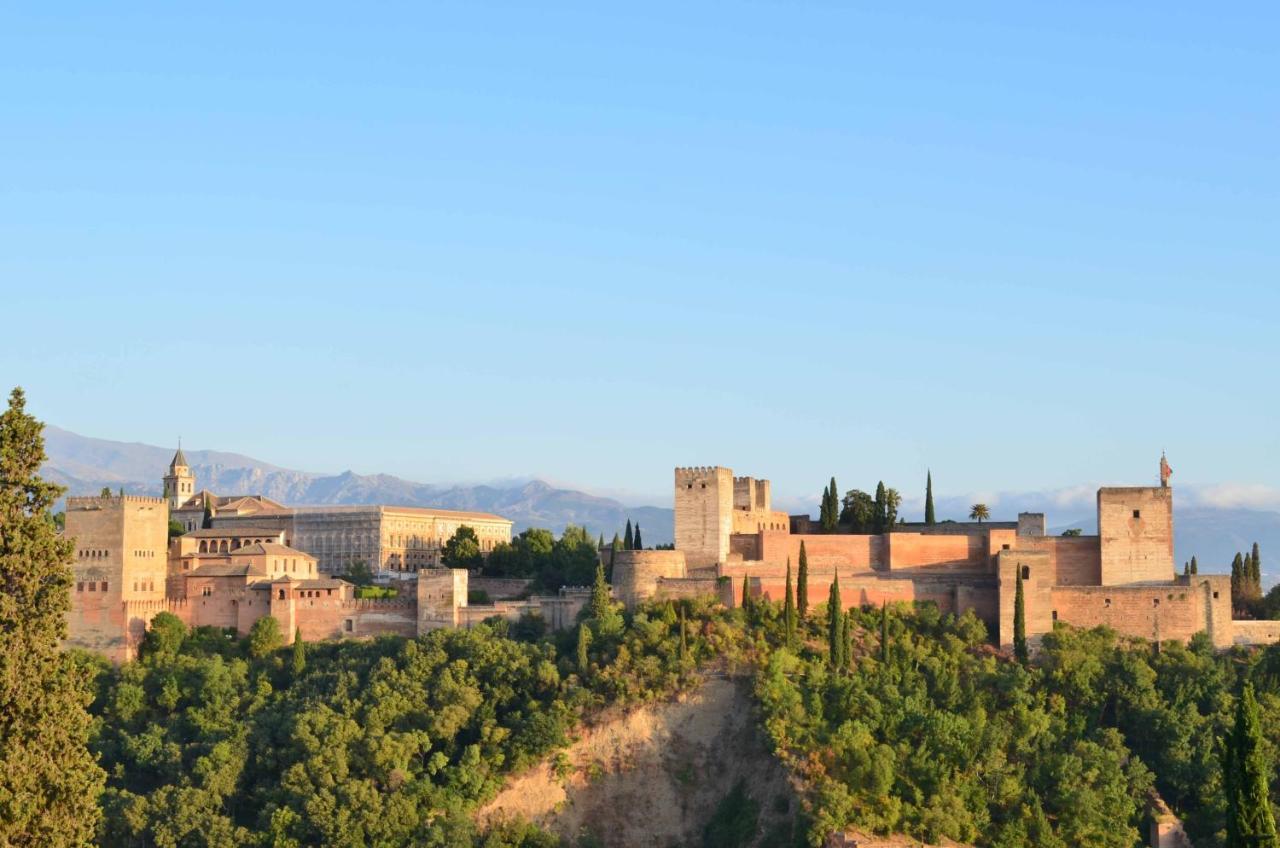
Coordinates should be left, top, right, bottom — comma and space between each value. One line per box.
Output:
610, 459, 1280, 650
66, 450, 589, 662
66, 450, 1280, 662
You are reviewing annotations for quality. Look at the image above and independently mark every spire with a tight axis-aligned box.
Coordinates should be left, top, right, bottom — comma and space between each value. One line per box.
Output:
170, 441, 188, 471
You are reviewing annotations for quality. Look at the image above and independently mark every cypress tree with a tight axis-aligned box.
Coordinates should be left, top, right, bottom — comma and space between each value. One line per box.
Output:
741, 574, 751, 611
0, 388, 105, 843
830, 478, 839, 528
1191, 555, 1199, 576
827, 572, 843, 670
1013, 567, 1029, 665
678, 608, 688, 662
925, 471, 936, 525
291, 627, 306, 677
880, 601, 890, 665
1225, 680, 1279, 847
1233, 553, 1245, 599
589, 562, 611, 621
783, 559, 796, 647
1254, 543, 1263, 588
633, 523, 642, 550
598, 532, 605, 549
797, 541, 809, 620
873, 482, 887, 534
576, 624, 591, 673
845, 611, 856, 671
1183, 561, 1190, 577
624, 520, 633, 551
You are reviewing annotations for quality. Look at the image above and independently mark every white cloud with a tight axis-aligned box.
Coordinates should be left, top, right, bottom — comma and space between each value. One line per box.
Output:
1187, 483, 1280, 511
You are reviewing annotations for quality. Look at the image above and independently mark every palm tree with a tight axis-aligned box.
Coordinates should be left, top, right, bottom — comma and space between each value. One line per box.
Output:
969, 503, 990, 524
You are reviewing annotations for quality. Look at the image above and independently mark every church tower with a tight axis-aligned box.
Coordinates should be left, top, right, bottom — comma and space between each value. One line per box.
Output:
162, 446, 195, 510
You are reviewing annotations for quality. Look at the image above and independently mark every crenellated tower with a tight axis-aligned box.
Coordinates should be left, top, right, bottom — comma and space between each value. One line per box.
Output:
674, 466, 734, 568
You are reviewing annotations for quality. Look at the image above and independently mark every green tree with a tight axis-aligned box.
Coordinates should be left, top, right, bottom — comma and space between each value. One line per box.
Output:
1224, 680, 1278, 847
589, 562, 612, 621
167, 518, 185, 538
442, 525, 484, 570
679, 608, 689, 663
841, 489, 876, 532
576, 624, 591, 673
1233, 552, 1245, 600
1183, 561, 1190, 577
611, 533, 622, 552
873, 482, 888, 533
741, 574, 751, 611
783, 559, 796, 647
821, 478, 839, 532
633, 523, 642, 550
827, 572, 844, 670
924, 471, 936, 525
0, 387, 105, 844
1014, 567, 1029, 665
884, 487, 901, 528
624, 520, 633, 551
1191, 555, 1198, 576
99, 486, 112, 498
291, 627, 306, 677
1062, 528, 1083, 537
247, 615, 283, 658
969, 503, 990, 524
797, 541, 809, 620
880, 601, 890, 665
139, 610, 187, 660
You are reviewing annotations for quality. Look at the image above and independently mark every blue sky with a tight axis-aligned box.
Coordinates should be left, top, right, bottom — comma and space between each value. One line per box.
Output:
2, 2, 1277, 511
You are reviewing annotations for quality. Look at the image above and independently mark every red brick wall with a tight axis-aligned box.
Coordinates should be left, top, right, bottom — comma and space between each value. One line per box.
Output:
886, 533, 986, 572
757, 532, 884, 570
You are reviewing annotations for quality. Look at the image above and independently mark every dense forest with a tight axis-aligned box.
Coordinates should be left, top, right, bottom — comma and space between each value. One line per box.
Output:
747, 595, 1280, 847
83, 580, 751, 847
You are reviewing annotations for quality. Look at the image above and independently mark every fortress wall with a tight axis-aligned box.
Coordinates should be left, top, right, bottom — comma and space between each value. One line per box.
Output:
653, 577, 726, 605
731, 509, 790, 534
469, 577, 533, 600
1049, 583, 1207, 644
1233, 620, 1280, 647
612, 550, 687, 608
729, 534, 760, 561
675, 467, 734, 568
757, 532, 884, 571
1018, 535, 1102, 585
886, 533, 986, 572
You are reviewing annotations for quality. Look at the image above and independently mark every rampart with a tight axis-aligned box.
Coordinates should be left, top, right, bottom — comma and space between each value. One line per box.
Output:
612, 550, 687, 607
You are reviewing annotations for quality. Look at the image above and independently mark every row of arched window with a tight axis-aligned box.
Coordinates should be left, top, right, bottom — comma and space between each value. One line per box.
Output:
79, 549, 109, 559
75, 581, 109, 592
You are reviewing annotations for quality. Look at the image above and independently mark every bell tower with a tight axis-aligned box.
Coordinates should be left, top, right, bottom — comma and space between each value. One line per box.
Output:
162, 444, 195, 510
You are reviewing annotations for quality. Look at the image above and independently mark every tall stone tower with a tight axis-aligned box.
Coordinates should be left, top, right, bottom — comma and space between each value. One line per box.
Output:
162, 446, 194, 510
674, 466, 734, 568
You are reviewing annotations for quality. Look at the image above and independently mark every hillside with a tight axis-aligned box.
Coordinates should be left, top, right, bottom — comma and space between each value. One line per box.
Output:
41, 426, 675, 544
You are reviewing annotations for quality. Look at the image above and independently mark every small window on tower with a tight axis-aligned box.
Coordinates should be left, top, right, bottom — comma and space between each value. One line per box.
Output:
1021, 566, 1030, 580
1133, 509, 1141, 519
1051, 610, 1058, 621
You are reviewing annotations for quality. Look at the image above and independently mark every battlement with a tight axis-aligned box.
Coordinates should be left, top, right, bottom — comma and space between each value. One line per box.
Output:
675, 466, 731, 479
67, 494, 167, 509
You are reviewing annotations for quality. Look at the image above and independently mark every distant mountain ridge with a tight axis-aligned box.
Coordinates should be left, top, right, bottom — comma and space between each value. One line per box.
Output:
40, 427, 675, 544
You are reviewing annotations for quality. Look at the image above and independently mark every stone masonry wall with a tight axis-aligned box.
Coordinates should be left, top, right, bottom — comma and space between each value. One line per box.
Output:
1098, 487, 1175, 585
674, 467, 734, 568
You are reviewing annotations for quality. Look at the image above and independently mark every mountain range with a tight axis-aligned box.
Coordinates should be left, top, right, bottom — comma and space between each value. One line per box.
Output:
40, 427, 1280, 584
41, 427, 676, 545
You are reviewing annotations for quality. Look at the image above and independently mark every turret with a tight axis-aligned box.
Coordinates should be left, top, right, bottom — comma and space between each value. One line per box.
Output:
162, 445, 195, 510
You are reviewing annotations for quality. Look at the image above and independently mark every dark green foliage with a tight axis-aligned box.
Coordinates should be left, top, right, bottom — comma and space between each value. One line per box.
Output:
742, 574, 751, 611
826, 572, 843, 670
485, 526, 599, 591
90, 595, 746, 846
99, 486, 112, 497
1225, 680, 1278, 847
1184, 561, 1191, 577
577, 624, 591, 673
624, 520, 633, 551
924, 471, 936, 525
783, 561, 796, 648
168, 518, 186, 538
341, 558, 376, 586
1061, 528, 1083, 537
247, 615, 283, 658
879, 602, 890, 665
797, 542, 809, 621
840, 489, 876, 532
873, 482, 887, 533
702, 779, 760, 848
291, 628, 305, 677
1014, 568, 1028, 665
0, 388, 106, 844
443, 525, 485, 570
140, 611, 187, 661
1191, 556, 1198, 575
633, 523, 642, 550
820, 479, 839, 533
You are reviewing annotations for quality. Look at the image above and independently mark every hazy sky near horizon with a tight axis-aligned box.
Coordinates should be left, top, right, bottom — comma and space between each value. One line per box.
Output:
2, 3, 1278, 509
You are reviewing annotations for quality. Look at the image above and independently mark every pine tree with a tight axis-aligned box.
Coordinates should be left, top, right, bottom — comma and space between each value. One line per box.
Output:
925, 471, 936, 525
827, 572, 844, 670
873, 482, 887, 533
633, 523, 642, 550
797, 541, 809, 620
880, 601, 890, 665
576, 624, 591, 673
0, 388, 105, 843
783, 559, 796, 647
1013, 567, 1029, 665
291, 627, 306, 677
624, 520, 633, 551
1191, 555, 1199, 576
1225, 680, 1279, 847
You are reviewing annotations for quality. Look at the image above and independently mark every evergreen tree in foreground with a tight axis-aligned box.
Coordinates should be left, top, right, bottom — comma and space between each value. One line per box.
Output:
589, 562, 611, 621
0, 387, 105, 844
873, 482, 887, 533
797, 541, 809, 620
1224, 680, 1279, 847
924, 470, 936, 525
827, 572, 844, 670
1191, 555, 1199, 576
291, 627, 306, 677
623, 520, 633, 551
633, 523, 642, 550
783, 559, 796, 647
1013, 567, 1029, 665
741, 574, 751, 611
576, 623, 591, 673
